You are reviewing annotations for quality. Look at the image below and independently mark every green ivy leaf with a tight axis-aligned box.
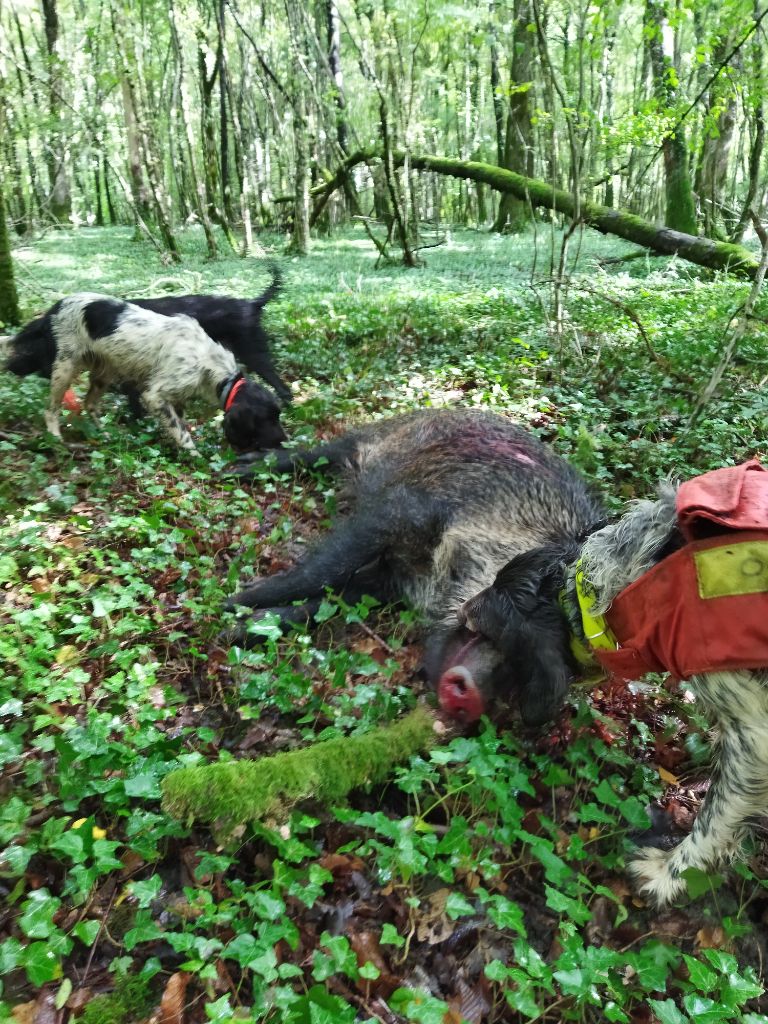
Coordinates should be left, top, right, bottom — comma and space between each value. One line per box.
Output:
127, 874, 163, 909
19, 888, 62, 939
22, 941, 64, 986
380, 923, 405, 947
444, 891, 475, 919
648, 998, 688, 1024
72, 920, 101, 946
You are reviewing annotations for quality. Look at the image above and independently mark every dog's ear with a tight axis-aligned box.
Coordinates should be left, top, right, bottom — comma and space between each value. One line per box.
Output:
509, 614, 574, 726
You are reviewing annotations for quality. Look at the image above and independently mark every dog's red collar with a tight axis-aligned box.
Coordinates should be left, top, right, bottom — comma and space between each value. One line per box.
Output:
221, 375, 246, 412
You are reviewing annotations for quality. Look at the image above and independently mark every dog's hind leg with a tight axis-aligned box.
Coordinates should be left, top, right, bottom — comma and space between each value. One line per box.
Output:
45, 358, 78, 438
141, 389, 198, 453
84, 373, 111, 417
628, 669, 768, 907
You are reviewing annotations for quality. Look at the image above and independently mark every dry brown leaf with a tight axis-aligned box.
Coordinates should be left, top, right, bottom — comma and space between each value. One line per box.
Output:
695, 924, 727, 949
416, 889, 455, 945
11, 1002, 35, 1024
59, 535, 85, 552
605, 876, 632, 901
451, 978, 490, 1024
349, 930, 399, 998
65, 987, 93, 1013
319, 852, 365, 875
158, 971, 190, 1024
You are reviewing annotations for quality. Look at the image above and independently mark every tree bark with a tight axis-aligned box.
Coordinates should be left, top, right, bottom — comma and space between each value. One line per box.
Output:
216, 0, 236, 225
645, 0, 698, 235
41, 0, 72, 224
0, 178, 21, 326
492, 0, 535, 233
731, 0, 765, 244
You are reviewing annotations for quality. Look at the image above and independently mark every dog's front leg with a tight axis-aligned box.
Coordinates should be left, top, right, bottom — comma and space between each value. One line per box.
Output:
628, 670, 768, 907
45, 359, 78, 438
141, 391, 198, 453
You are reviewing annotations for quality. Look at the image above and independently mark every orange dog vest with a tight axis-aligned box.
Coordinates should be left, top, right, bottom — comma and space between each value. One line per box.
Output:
591, 461, 768, 681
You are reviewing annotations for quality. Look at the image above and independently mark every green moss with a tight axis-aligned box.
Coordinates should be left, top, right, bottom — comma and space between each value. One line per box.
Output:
79, 974, 153, 1024
162, 705, 437, 829
399, 152, 760, 279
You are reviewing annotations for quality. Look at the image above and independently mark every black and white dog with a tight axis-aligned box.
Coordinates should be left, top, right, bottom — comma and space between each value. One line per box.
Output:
129, 264, 292, 404
458, 464, 768, 907
5, 293, 287, 454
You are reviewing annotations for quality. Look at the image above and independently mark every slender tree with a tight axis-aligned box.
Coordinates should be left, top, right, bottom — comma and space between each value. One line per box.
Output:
644, 0, 698, 233
0, 177, 20, 326
40, 0, 72, 223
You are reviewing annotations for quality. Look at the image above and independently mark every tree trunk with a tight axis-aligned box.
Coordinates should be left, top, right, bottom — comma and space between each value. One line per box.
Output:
489, 4, 506, 168
102, 154, 116, 225
645, 0, 697, 234
216, 0, 236, 225
41, 0, 72, 224
198, 28, 225, 231
169, 2, 218, 258
326, 0, 349, 155
380, 99, 418, 266
0, 178, 20, 326
119, 75, 150, 223
290, 88, 311, 255
732, 0, 765, 244
493, 0, 535, 233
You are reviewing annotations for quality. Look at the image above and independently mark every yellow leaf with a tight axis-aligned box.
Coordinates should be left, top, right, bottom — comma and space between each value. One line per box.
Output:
55, 645, 80, 666
71, 818, 87, 830
658, 766, 679, 785
92, 826, 107, 840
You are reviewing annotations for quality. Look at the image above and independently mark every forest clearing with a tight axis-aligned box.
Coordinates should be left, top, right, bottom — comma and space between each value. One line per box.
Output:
2, 0, 768, 1021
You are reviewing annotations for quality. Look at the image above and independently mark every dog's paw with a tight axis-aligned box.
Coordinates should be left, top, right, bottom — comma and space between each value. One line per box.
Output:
626, 846, 687, 908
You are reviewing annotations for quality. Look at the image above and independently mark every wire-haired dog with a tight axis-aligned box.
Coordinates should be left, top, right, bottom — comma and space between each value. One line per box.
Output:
129, 263, 292, 404
5, 292, 287, 454
455, 460, 768, 907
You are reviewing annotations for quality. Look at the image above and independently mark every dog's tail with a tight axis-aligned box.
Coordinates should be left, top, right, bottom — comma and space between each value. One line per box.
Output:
251, 262, 282, 309
5, 309, 58, 379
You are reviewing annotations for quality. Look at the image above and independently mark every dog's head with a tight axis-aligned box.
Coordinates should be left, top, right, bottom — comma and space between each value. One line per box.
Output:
222, 378, 287, 453
425, 544, 578, 728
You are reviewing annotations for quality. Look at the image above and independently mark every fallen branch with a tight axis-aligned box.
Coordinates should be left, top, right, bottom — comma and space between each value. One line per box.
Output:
279, 149, 762, 280
162, 705, 440, 830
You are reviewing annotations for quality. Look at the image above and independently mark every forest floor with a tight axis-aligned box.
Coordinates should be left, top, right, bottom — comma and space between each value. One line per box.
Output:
1, 223, 768, 1024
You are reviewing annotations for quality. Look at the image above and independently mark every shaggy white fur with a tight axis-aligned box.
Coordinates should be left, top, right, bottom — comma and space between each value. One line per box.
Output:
581, 492, 768, 907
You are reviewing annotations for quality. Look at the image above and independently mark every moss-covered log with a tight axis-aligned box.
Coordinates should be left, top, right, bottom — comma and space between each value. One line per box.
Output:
162, 705, 438, 829
399, 154, 759, 279
278, 148, 759, 280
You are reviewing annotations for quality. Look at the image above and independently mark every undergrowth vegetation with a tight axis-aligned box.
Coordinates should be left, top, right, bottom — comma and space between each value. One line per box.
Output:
1, 224, 767, 1023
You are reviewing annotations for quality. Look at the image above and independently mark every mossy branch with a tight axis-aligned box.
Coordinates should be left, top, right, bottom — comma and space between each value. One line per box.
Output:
398, 153, 759, 279
275, 148, 761, 280
162, 705, 438, 829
